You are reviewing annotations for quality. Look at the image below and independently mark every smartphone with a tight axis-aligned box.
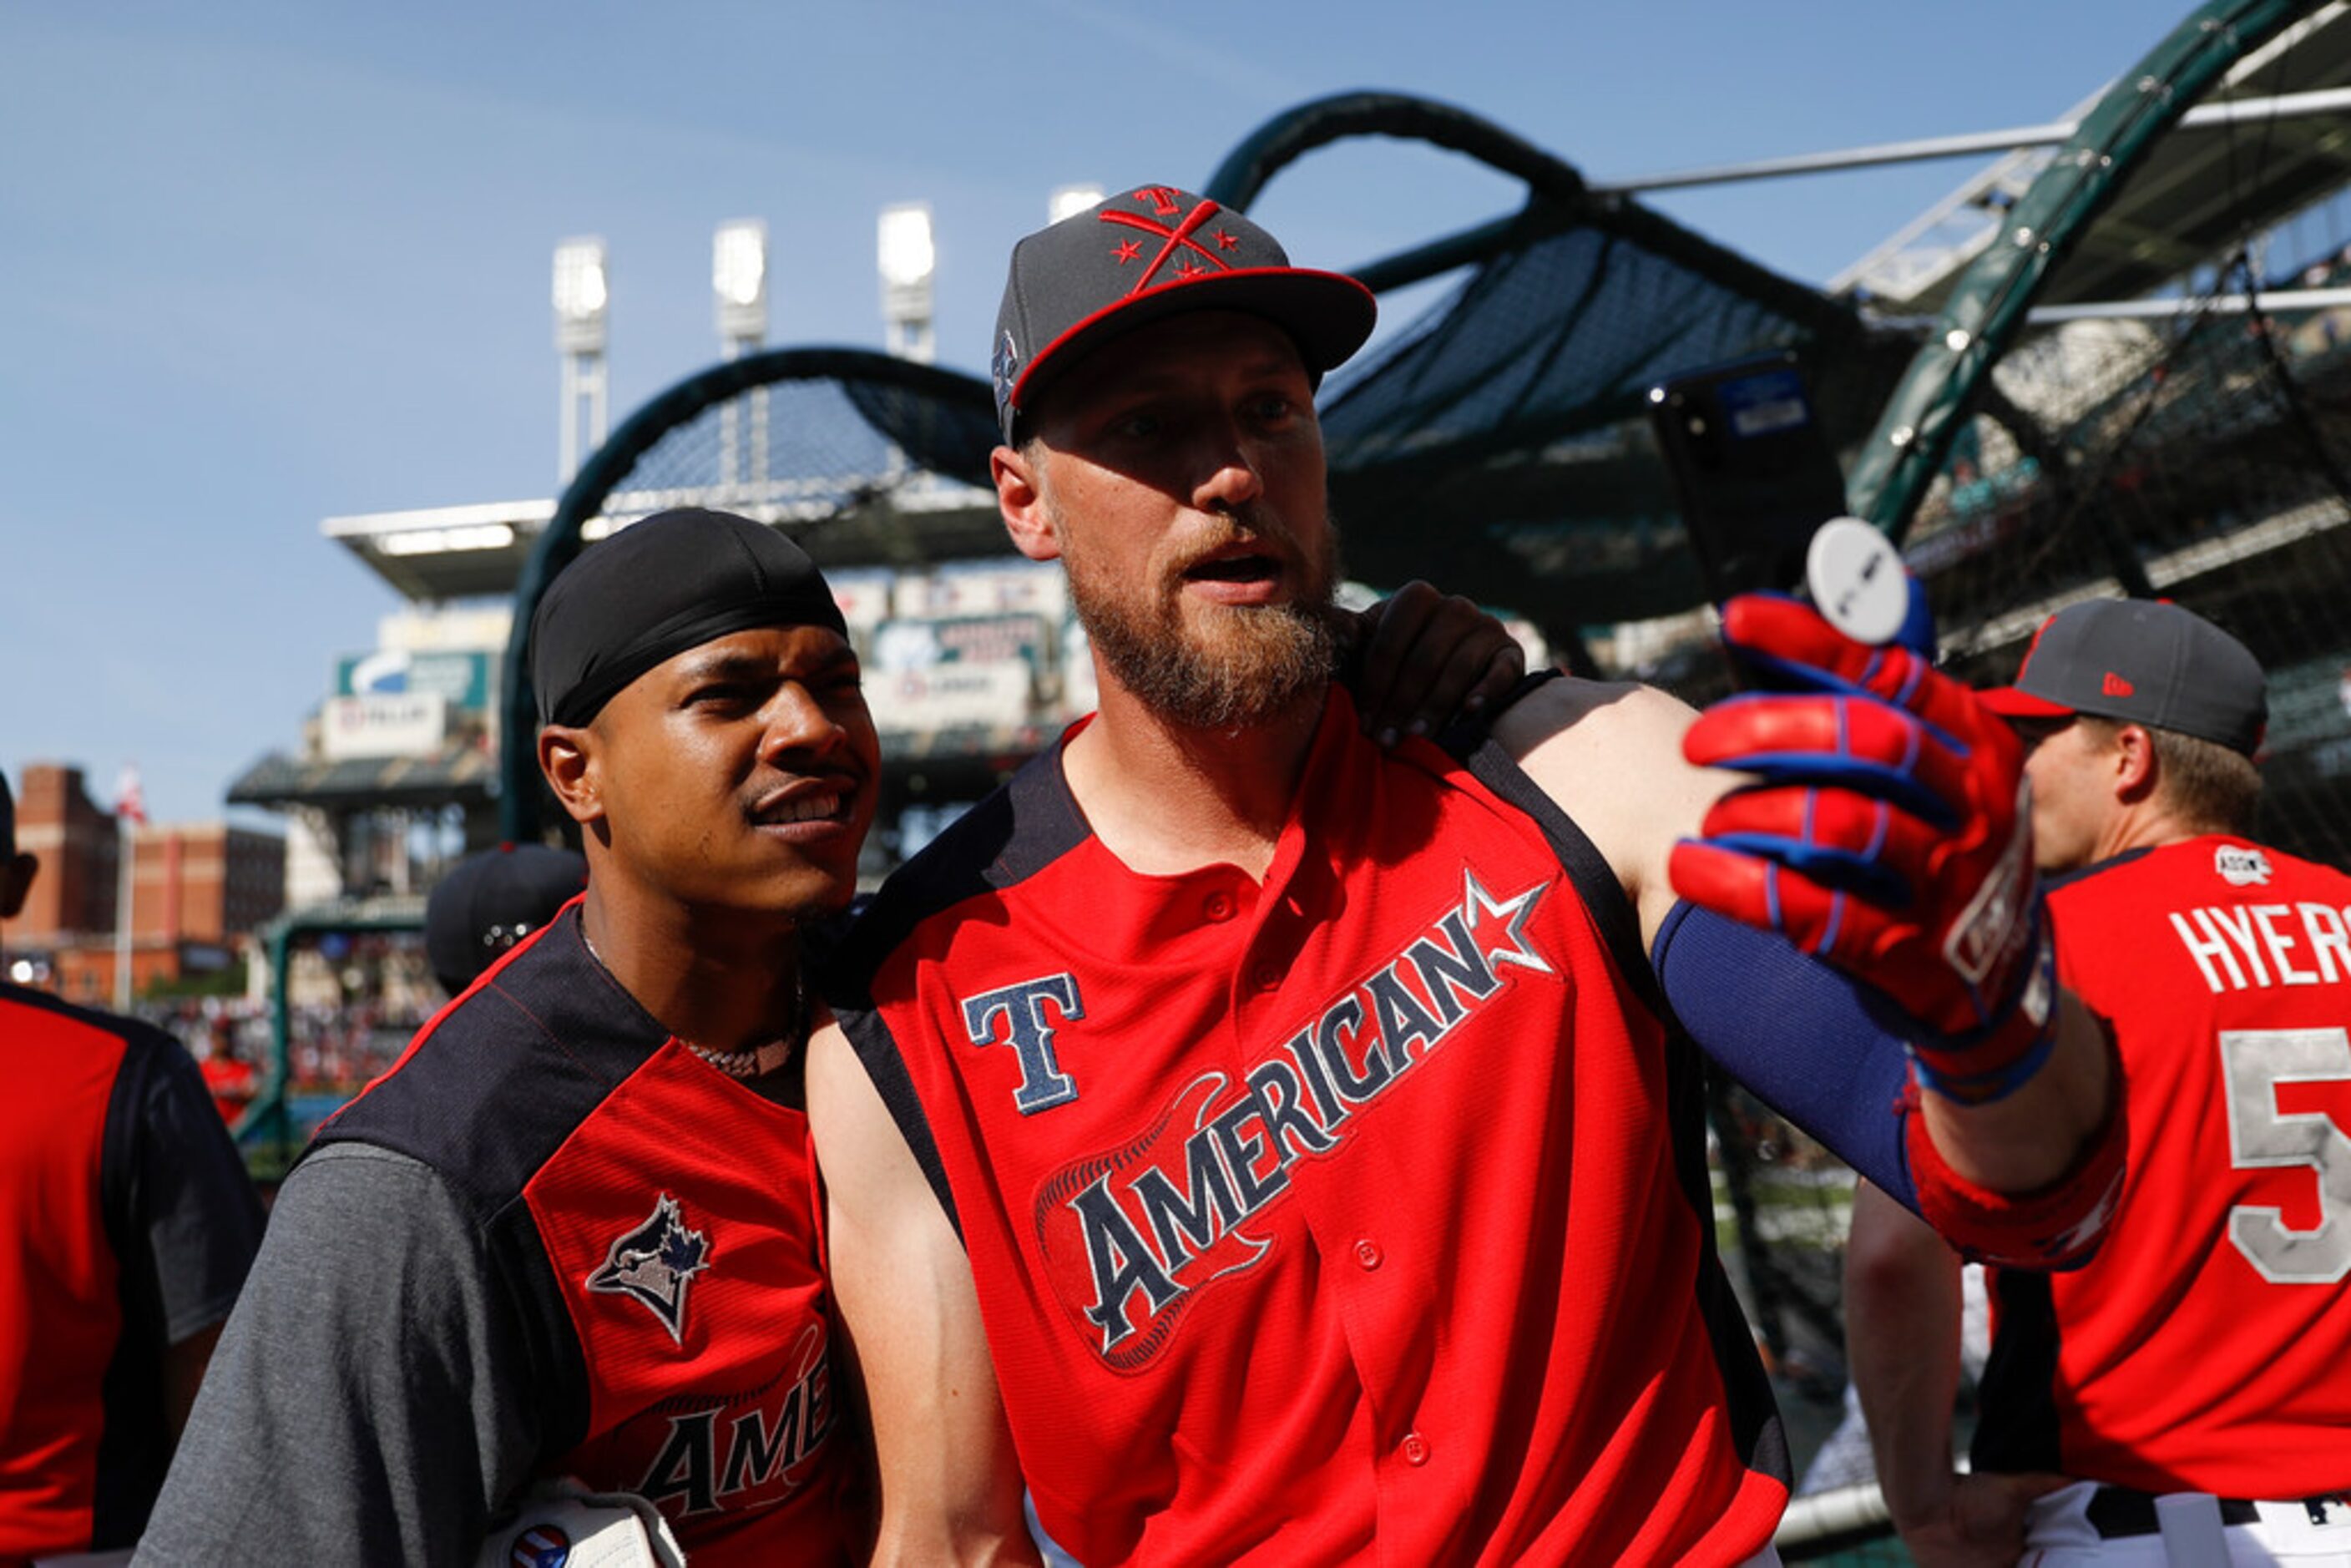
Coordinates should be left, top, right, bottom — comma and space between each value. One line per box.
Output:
1646, 352, 1849, 606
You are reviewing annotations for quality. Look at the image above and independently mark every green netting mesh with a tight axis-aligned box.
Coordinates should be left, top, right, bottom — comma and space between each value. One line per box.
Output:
1314, 208, 1916, 633
1908, 268, 2351, 868
1202, 94, 1927, 641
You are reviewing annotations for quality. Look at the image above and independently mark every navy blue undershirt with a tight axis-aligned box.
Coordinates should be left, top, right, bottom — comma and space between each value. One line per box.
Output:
1651, 901, 1919, 1210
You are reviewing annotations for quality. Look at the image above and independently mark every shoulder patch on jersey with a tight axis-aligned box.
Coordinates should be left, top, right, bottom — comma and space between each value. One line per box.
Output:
2216, 844, 2273, 887
588, 1193, 712, 1344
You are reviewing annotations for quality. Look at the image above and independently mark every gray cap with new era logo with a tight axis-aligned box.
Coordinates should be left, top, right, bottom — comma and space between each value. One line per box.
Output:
1978, 598, 2268, 756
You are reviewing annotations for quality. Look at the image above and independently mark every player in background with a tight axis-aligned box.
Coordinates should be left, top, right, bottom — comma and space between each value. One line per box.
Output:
1847, 598, 2351, 1566
0, 770, 265, 1561
809, 185, 2126, 1566
421, 840, 587, 999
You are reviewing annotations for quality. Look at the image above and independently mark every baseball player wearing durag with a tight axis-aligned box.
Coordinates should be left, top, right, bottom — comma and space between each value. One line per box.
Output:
141, 511, 873, 1567
808, 185, 2129, 1565
1848, 599, 2351, 1568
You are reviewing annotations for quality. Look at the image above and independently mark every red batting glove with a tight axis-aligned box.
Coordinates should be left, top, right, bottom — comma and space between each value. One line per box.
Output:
1671, 594, 2055, 1103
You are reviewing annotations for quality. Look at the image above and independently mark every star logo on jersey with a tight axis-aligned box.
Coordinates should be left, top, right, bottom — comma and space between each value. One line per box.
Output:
588, 1193, 711, 1345
1458, 868, 1554, 977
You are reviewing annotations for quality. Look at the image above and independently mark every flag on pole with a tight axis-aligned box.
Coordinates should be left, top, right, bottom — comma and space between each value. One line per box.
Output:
114, 764, 146, 827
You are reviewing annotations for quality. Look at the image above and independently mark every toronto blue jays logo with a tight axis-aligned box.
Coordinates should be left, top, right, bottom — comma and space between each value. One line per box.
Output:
588, 1193, 711, 1345
1029, 870, 1553, 1369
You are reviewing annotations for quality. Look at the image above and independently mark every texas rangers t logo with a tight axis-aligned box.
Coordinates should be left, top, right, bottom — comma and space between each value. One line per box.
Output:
963, 973, 1084, 1114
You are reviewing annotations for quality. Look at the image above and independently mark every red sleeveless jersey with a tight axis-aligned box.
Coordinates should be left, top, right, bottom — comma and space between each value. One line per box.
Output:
834, 694, 1785, 1565
1974, 836, 2351, 1496
0, 988, 129, 1559
317, 912, 848, 1565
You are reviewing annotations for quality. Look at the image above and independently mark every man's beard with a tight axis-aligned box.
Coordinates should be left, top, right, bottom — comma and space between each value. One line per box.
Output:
1061, 506, 1341, 732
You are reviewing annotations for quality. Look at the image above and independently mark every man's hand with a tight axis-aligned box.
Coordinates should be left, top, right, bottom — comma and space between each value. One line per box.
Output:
1341, 581, 1528, 746
1893, 1470, 2071, 1568
1671, 594, 2055, 1103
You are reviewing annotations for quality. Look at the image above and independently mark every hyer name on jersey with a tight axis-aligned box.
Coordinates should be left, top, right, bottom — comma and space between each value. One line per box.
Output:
1030, 871, 1556, 1369
2168, 899, 2351, 995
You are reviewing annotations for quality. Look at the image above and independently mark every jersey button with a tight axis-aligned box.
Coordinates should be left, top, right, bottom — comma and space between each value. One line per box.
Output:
1204, 893, 1235, 922
1251, 963, 1282, 992
1353, 1238, 1383, 1271
1400, 1432, 1430, 1466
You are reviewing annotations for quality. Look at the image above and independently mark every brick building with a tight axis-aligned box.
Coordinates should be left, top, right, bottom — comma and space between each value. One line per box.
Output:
3, 763, 286, 1003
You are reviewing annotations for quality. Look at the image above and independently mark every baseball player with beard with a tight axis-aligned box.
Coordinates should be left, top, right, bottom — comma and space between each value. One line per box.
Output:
1848, 599, 2351, 1568
129, 502, 1519, 1566
807, 185, 2128, 1565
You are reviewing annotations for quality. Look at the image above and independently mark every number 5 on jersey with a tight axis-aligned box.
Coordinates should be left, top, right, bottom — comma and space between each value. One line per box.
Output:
2222, 1026, 2351, 1283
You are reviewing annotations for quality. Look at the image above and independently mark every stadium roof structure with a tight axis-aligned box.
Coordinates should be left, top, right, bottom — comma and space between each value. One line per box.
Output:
339, 9, 2351, 643
291, 0, 2351, 842
323, 479, 1003, 606
1833, 3, 2351, 316
226, 735, 498, 812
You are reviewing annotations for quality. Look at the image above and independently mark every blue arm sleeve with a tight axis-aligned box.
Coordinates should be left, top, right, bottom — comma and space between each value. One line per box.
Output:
1652, 899, 1921, 1212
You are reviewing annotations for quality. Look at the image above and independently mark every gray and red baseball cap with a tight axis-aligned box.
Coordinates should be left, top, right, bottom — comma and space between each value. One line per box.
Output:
990, 184, 1378, 446
1978, 598, 2267, 756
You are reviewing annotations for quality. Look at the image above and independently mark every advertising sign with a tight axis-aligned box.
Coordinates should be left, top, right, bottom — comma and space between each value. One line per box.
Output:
872, 614, 1051, 675
337, 649, 493, 711
864, 664, 1034, 734
320, 694, 449, 761
892, 563, 1067, 620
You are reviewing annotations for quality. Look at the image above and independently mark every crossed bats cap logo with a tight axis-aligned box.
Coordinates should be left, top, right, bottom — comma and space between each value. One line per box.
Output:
990, 183, 1378, 446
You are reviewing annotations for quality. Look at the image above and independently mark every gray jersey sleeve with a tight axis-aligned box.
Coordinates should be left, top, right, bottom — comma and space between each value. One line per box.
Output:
127, 1037, 265, 1343
134, 1143, 543, 1566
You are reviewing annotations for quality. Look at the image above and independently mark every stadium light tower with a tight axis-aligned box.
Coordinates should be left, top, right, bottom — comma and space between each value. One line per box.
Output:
713, 220, 770, 494
1049, 184, 1105, 223
553, 237, 609, 483
714, 219, 768, 353
878, 202, 936, 364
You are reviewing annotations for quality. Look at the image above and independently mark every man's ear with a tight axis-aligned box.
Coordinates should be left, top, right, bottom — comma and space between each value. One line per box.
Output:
538, 726, 607, 827
993, 443, 1062, 564
0, 851, 38, 921
2113, 723, 2158, 802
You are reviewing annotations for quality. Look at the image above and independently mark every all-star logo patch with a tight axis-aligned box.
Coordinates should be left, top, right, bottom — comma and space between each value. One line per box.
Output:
589, 1193, 711, 1344
2215, 844, 2273, 887
991, 328, 1021, 422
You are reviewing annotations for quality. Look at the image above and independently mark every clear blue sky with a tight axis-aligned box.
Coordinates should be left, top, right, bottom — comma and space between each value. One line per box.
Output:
2, 0, 2194, 826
